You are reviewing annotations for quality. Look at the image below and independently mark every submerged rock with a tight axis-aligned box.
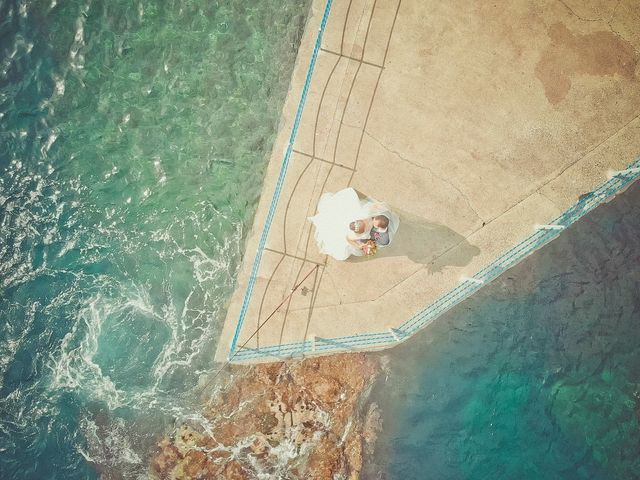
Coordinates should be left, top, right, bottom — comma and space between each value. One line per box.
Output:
150, 353, 382, 479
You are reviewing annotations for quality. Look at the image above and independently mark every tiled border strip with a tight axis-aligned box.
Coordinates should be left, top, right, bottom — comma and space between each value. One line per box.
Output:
229, 0, 335, 357
232, 158, 640, 361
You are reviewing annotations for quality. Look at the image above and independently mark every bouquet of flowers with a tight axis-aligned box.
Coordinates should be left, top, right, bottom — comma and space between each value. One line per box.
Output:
362, 239, 377, 256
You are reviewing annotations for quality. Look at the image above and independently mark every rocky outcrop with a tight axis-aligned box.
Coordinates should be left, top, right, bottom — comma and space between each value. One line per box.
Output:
150, 353, 382, 479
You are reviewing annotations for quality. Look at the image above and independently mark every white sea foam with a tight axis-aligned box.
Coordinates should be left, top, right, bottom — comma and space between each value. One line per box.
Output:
40, 266, 221, 419
53, 75, 65, 96
68, 3, 89, 71
40, 131, 58, 158
48, 295, 124, 409
80, 415, 144, 476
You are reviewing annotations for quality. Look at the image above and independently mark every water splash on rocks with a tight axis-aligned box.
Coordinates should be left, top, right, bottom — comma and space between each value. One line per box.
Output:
150, 353, 383, 479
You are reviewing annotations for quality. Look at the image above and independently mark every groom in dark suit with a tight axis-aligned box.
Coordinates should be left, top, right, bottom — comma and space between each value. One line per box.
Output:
370, 215, 390, 246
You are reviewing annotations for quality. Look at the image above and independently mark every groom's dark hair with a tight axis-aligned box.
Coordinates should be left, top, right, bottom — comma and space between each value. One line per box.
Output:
374, 215, 389, 228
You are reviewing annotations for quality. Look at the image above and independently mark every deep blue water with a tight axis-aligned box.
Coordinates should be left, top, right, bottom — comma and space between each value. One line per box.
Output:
372, 181, 640, 479
0, 0, 310, 478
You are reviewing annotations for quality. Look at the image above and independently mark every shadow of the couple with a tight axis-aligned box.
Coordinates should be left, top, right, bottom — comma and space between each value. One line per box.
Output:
348, 208, 480, 271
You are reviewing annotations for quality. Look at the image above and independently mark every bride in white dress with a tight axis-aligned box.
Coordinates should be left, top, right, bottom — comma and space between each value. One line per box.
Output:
308, 187, 399, 260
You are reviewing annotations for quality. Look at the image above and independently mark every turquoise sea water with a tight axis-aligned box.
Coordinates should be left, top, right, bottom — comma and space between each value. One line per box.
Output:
0, 0, 310, 477
371, 181, 640, 479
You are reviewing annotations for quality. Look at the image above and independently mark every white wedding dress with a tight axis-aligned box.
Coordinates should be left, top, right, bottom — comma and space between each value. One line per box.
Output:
308, 187, 399, 260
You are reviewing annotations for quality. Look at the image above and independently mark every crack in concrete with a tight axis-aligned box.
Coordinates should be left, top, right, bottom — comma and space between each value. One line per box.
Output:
364, 129, 485, 223
536, 188, 565, 214
605, 0, 626, 41
365, 130, 426, 170
556, 0, 604, 22
609, 0, 623, 23
557, 0, 626, 43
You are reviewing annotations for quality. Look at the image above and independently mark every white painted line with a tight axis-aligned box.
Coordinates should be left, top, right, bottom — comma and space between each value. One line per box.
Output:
608, 167, 640, 178
461, 276, 484, 285
389, 328, 401, 341
534, 224, 565, 231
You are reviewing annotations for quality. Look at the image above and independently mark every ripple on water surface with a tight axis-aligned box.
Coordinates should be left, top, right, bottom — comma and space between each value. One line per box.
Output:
0, 0, 311, 478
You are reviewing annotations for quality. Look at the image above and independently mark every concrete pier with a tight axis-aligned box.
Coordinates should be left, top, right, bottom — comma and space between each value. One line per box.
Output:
215, 0, 640, 363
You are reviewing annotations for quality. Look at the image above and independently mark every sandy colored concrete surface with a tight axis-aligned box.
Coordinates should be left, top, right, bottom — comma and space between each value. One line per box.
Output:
214, 0, 640, 363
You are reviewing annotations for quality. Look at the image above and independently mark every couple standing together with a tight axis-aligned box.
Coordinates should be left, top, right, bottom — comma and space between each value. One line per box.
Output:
309, 187, 399, 261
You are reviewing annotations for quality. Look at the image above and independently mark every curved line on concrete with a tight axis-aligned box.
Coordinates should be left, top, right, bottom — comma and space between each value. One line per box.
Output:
340, 0, 355, 55
282, 154, 314, 255
348, 0, 402, 180
358, 0, 377, 62
312, 56, 342, 158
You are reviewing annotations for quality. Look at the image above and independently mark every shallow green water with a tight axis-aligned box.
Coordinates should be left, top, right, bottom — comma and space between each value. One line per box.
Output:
370, 182, 640, 479
0, 0, 310, 477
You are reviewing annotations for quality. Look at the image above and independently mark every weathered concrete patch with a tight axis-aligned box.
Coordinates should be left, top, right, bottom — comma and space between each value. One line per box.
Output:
536, 22, 638, 104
